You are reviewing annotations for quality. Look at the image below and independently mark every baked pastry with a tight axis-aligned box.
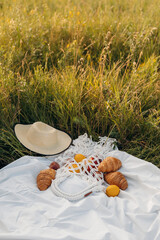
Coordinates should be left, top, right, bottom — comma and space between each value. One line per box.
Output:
98, 157, 122, 173
104, 171, 128, 190
37, 173, 52, 191
40, 168, 56, 179
37, 169, 56, 191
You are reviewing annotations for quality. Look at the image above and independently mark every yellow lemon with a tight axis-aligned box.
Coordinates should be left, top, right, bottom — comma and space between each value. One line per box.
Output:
106, 185, 120, 197
74, 154, 86, 163
68, 163, 80, 173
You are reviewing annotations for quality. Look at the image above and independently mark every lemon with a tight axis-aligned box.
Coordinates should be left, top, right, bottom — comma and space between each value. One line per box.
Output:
68, 163, 80, 173
106, 185, 120, 197
74, 154, 86, 163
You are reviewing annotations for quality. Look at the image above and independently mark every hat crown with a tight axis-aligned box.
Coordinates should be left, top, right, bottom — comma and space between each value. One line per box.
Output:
27, 122, 58, 148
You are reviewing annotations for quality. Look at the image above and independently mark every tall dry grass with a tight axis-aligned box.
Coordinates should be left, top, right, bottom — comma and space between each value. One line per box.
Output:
0, 0, 160, 166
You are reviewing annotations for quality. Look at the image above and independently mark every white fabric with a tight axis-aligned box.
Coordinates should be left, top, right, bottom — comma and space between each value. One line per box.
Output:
0, 134, 160, 240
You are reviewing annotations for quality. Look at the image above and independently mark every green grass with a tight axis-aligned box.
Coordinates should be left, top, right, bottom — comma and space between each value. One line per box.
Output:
0, 0, 160, 167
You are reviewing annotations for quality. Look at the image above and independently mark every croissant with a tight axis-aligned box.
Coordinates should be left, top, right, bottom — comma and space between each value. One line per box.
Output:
98, 157, 122, 173
37, 169, 56, 191
104, 172, 128, 190
40, 169, 56, 179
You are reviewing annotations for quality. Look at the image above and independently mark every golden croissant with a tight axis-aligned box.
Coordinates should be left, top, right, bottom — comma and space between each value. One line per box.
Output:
104, 172, 128, 190
40, 169, 56, 179
98, 156, 122, 173
37, 169, 56, 191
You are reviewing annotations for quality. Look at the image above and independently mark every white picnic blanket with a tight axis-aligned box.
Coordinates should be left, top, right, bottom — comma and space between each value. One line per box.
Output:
0, 134, 160, 240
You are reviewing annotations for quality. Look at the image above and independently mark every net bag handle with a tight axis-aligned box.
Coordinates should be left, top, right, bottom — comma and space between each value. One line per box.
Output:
51, 174, 104, 201
51, 154, 106, 201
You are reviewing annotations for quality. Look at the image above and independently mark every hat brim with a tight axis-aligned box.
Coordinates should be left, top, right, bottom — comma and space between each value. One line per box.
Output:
14, 123, 72, 155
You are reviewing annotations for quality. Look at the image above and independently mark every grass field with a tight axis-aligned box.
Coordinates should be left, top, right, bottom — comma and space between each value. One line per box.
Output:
0, 0, 160, 167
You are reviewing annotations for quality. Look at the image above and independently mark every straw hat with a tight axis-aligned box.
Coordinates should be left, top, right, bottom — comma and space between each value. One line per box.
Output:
14, 121, 72, 155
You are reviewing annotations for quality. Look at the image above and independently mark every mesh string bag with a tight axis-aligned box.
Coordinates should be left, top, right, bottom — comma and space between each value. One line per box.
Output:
50, 134, 117, 201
